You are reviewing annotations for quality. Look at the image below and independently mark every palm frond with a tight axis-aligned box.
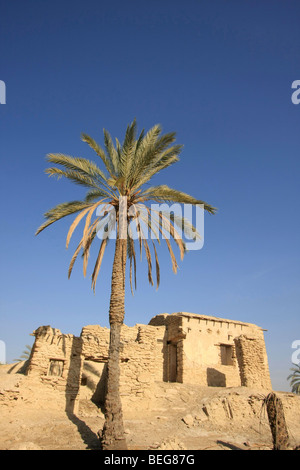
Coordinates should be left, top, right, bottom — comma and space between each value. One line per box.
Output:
91, 238, 108, 292
81, 133, 114, 176
133, 204, 161, 243
103, 129, 119, 174
46, 155, 115, 198
128, 204, 144, 260
139, 204, 185, 261
132, 153, 180, 191
164, 236, 178, 274
140, 185, 217, 214
170, 212, 201, 242
138, 132, 179, 174
146, 209, 178, 273
152, 241, 160, 290
119, 119, 137, 186
153, 210, 186, 260
136, 204, 179, 273
66, 206, 93, 249
143, 238, 153, 286
69, 216, 102, 280
130, 124, 162, 179
45, 167, 102, 190
82, 200, 106, 249
68, 239, 83, 278
84, 188, 114, 203
47, 153, 108, 183
36, 201, 94, 235
82, 221, 99, 277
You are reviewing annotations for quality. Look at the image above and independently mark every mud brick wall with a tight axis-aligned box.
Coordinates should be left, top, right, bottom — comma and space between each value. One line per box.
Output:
234, 334, 272, 389
120, 325, 165, 398
149, 313, 184, 383
179, 315, 242, 387
149, 312, 271, 389
81, 325, 110, 360
26, 326, 83, 411
80, 324, 165, 399
27, 326, 82, 380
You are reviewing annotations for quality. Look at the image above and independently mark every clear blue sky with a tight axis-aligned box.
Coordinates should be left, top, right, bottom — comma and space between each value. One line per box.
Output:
0, 0, 299, 391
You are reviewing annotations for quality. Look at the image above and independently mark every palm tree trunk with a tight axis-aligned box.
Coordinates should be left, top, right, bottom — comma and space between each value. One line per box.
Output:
100, 237, 127, 450
266, 393, 290, 450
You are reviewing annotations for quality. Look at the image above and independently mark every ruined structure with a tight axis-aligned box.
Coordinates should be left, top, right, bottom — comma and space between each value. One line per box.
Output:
26, 312, 272, 412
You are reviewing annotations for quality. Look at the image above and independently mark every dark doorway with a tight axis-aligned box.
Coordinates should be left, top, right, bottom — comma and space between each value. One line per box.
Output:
168, 342, 177, 382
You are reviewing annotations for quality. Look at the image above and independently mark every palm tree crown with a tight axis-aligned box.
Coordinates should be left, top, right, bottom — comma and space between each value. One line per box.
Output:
36, 119, 216, 293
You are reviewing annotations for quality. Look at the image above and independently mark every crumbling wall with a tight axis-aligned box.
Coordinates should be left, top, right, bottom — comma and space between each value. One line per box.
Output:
26, 326, 83, 411
28, 323, 166, 411
234, 334, 272, 389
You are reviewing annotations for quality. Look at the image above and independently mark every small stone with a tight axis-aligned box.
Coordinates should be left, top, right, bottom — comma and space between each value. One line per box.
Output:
182, 414, 194, 426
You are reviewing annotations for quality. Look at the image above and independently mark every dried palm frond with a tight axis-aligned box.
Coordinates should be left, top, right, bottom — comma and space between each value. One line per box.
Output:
92, 238, 108, 292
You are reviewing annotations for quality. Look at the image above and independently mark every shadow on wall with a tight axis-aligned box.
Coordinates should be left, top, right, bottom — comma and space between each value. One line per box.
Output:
65, 336, 83, 413
82, 360, 108, 409
92, 363, 107, 407
207, 368, 226, 387
64, 338, 101, 449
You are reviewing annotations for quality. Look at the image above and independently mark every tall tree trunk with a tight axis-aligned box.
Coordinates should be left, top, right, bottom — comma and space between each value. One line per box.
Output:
266, 392, 290, 450
100, 237, 127, 450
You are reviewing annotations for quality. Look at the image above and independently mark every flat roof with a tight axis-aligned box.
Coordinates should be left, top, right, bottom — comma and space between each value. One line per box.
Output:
170, 312, 266, 330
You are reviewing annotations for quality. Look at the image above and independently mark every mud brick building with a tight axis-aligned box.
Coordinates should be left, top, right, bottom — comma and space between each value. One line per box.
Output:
26, 312, 272, 412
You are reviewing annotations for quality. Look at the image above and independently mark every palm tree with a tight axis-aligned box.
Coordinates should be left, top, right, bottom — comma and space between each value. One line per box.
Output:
36, 119, 216, 449
287, 364, 300, 394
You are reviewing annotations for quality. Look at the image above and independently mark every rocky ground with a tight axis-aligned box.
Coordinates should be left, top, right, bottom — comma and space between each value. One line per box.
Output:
1, 362, 299, 451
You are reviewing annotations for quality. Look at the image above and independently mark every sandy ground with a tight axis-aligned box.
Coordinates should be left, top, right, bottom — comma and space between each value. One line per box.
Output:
1, 363, 299, 451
